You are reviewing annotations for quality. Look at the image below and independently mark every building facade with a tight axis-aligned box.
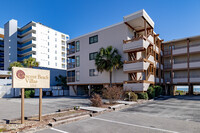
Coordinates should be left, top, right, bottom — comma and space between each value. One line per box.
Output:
0, 28, 4, 70
163, 35, 200, 95
3, 19, 69, 70
66, 10, 163, 96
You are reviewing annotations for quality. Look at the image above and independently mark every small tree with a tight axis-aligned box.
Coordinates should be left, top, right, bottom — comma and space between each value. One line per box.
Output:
23, 57, 39, 68
8, 61, 23, 71
55, 75, 67, 88
103, 86, 123, 104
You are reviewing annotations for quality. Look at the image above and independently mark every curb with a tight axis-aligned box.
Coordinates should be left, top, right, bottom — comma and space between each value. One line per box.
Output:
49, 114, 90, 127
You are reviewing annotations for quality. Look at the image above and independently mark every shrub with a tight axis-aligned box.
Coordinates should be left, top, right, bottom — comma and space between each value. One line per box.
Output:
147, 86, 155, 99
137, 92, 148, 100
123, 91, 138, 101
154, 86, 163, 97
90, 93, 103, 107
102, 86, 123, 104
24, 89, 35, 98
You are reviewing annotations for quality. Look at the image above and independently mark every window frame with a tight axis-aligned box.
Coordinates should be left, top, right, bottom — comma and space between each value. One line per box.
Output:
76, 56, 80, 67
89, 35, 98, 44
75, 41, 80, 52
89, 52, 98, 60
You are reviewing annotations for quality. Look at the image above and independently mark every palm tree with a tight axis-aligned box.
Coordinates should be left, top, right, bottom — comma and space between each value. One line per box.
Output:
95, 46, 123, 87
8, 61, 23, 71
23, 57, 39, 68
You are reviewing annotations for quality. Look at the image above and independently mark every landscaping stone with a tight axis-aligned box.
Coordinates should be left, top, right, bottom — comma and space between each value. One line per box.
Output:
53, 111, 90, 121
117, 100, 137, 105
49, 114, 90, 127
108, 104, 125, 110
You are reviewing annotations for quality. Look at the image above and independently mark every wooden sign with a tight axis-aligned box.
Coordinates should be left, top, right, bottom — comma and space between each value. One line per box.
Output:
12, 67, 50, 124
12, 67, 50, 88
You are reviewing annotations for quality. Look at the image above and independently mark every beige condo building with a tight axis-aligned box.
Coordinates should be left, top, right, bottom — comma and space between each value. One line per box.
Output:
66, 9, 163, 96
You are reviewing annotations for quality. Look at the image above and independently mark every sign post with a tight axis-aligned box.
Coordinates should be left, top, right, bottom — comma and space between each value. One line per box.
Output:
21, 88, 24, 124
12, 67, 50, 124
39, 88, 42, 121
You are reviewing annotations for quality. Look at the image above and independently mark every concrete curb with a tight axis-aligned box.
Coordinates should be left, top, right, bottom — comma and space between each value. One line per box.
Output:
49, 114, 90, 127
53, 111, 90, 121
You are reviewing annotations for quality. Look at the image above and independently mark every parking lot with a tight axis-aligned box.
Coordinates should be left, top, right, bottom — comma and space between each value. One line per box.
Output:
0, 97, 90, 120
38, 96, 200, 133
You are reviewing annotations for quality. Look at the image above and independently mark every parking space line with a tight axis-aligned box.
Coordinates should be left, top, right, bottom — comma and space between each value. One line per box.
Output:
91, 117, 179, 133
50, 128, 69, 133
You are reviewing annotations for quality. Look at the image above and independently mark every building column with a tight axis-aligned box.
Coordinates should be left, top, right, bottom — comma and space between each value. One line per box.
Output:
88, 85, 91, 97
189, 84, 193, 95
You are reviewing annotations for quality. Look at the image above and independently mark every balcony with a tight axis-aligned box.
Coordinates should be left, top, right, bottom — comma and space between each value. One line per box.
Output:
18, 47, 36, 56
67, 77, 75, 82
67, 62, 75, 69
18, 40, 36, 49
18, 54, 32, 61
173, 77, 187, 84
123, 35, 153, 53
123, 59, 150, 72
18, 33, 36, 43
67, 48, 75, 55
123, 82, 150, 91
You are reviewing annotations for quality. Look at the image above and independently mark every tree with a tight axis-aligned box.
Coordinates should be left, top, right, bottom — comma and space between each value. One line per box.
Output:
95, 46, 123, 87
23, 57, 39, 68
55, 75, 67, 87
8, 61, 23, 71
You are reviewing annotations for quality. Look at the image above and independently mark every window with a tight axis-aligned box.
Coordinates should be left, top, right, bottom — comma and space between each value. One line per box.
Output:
89, 52, 98, 60
156, 53, 159, 60
55, 44, 57, 48
76, 71, 80, 81
55, 57, 57, 60
89, 69, 98, 76
48, 61, 50, 65
48, 49, 49, 52
48, 42, 49, 46
55, 50, 57, 54
55, 32, 57, 36
76, 41, 80, 52
55, 63, 57, 66
55, 38, 57, 42
76, 56, 80, 67
48, 55, 49, 59
89, 35, 98, 44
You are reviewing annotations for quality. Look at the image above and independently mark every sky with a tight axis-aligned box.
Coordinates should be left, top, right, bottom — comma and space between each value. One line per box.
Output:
0, 0, 200, 41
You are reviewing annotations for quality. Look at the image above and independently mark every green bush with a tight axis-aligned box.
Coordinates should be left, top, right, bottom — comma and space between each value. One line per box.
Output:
137, 92, 148, 100
147, 86, 155, 99
24, 89, 35, 98
147, 85, 163, 99
124, 91, 138, 101
154, 86, 163, 97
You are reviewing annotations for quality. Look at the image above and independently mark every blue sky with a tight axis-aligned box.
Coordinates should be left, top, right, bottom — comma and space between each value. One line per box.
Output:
0, 0, 199, 41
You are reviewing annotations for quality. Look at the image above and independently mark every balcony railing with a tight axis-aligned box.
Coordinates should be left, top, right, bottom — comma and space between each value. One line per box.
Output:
67, 77, 75, 82
67, 62, 75, 69
67, 48, 75, 55
18, 41, 34, 49
18, 54, 32, 61
18, 47, 33, 55
18, 27, 32, 36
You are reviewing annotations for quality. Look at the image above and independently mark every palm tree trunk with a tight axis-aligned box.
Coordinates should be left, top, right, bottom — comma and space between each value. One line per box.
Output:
110, 71, 112, 87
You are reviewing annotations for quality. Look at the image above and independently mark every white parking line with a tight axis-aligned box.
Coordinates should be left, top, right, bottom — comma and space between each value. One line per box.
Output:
50, 128, 69, 133
91, 117, 179, 133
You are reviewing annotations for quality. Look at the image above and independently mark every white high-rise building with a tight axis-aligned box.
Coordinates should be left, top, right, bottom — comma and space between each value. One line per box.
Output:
4, 19, 69, 70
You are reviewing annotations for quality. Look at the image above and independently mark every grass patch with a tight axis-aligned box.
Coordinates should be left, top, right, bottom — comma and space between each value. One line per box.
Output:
0, 128, 7, 132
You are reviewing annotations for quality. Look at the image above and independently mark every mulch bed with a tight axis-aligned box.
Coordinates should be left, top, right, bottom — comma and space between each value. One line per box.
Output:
0, 109, 87, 132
